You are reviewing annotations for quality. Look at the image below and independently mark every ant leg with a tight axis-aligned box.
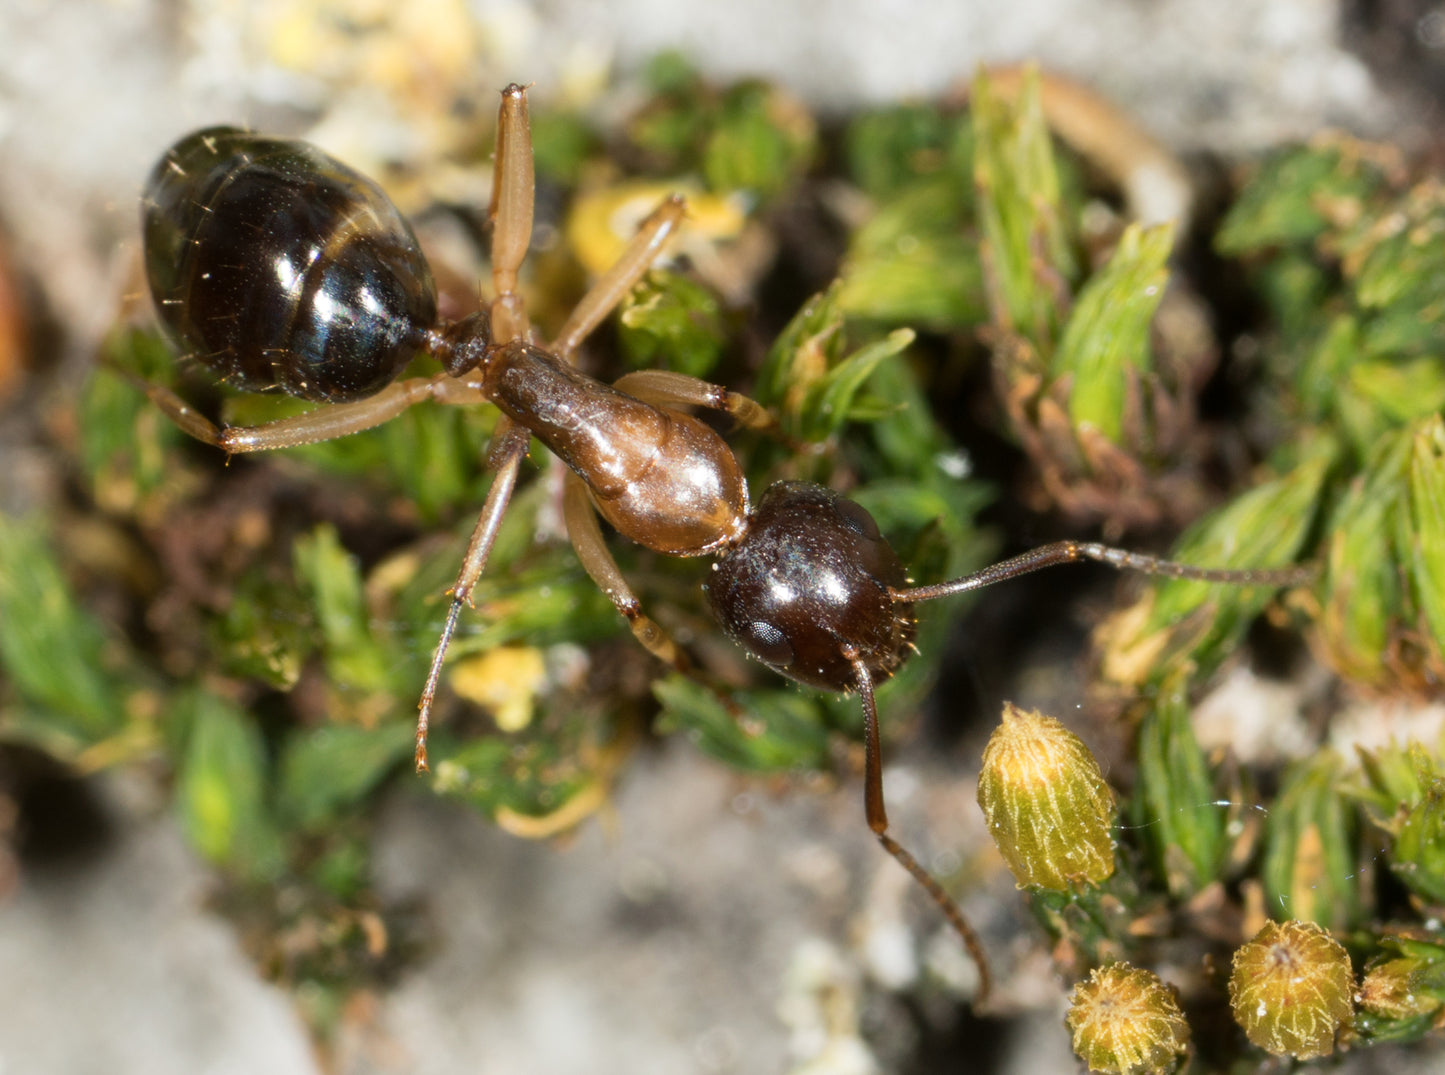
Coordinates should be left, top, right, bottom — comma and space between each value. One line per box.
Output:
612, 369, 776, 432
893, 541, 1317, 603
138, 373, 488, 453
560, 472, 687, 671
416, 82, 537, 769
551, 197, 687, 361
415, 422, 532, 771
490, 83, 535, 344
488, 91, 686, 356
139, 380, 238, 446
847, 649, 992, 1003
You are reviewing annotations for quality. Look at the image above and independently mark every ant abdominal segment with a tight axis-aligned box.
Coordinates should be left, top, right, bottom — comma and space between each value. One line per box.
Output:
139, 83, 1312, 1006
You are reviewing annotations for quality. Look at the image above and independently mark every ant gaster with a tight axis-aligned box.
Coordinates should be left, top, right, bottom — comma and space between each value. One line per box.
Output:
139, 85, 1311, 1005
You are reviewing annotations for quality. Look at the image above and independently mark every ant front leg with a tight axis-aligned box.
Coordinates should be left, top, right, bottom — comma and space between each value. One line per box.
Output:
560, 472, 687, 672
612, 370, 777, 433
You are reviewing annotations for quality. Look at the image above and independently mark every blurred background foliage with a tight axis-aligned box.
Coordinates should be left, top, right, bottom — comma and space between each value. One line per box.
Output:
4, 57, 1445, 1067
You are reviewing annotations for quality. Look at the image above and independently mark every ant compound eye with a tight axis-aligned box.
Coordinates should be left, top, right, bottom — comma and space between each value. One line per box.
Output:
745, 620, 795, 667
706, 481, 916, 692
832, 496, 881, 541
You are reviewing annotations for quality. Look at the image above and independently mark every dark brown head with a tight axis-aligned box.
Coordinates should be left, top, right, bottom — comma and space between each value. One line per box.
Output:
704, 481, 917, 692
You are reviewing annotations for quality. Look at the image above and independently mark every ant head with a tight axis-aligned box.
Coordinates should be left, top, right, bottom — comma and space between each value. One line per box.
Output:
704, 481, 917, 693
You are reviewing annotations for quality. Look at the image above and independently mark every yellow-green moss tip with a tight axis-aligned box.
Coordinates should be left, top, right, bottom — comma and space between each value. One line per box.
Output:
977, 702, 1116, 891
1393, 779, 1445, 904
1228, 920, 1355, 1059
1066, 963, 1190, 1074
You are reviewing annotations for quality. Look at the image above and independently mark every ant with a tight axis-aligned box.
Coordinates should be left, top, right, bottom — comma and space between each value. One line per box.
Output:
137, 83, 1312, 1005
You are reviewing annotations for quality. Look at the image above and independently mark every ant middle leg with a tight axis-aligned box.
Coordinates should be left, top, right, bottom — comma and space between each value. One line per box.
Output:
415, 421, 532, 771
412, 82, 534, 769
551, 197, 687, 360
416, 84, 548, 767
416, 94, 689, 766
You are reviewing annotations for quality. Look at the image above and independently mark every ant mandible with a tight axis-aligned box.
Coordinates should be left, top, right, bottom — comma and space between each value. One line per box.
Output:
139, 84, 1309, 1005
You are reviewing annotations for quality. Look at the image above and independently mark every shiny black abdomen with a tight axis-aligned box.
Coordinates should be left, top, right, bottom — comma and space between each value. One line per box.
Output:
705, 481, 917, 692
142, 126, 436, 403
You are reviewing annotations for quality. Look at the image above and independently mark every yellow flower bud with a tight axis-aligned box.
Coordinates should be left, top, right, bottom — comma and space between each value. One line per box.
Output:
977, 703, 1116, 890
1066, 963, 1190, 1074
1358, 956, 1442, 1021
1229, 920, 1355, 1059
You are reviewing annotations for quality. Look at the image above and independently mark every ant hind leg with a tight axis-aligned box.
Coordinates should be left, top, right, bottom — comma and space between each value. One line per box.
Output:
488, 84, 535, 344
127, 370, 488, 453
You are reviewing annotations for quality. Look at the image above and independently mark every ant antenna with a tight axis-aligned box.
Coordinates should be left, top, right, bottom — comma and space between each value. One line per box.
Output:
894, 540, 1318, 604
849, 647, 994, 1001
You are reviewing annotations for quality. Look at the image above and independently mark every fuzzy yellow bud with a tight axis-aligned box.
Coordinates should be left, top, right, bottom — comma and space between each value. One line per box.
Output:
1066, 963, 1190, 1074
1358, 956, 1442, 1021
977, 703, 1116, 890
1228, 920, 1355, 1059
